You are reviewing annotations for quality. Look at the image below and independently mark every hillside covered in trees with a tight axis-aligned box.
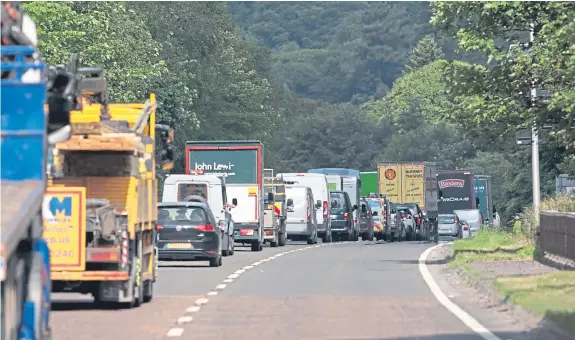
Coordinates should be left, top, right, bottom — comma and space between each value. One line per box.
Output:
25, 1, 574, 222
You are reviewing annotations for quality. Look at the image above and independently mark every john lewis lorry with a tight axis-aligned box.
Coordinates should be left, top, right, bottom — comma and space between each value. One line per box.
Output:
185, 140, 264, 251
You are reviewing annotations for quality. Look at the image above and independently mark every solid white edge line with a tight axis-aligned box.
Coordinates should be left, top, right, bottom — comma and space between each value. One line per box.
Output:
419, 244, 502, 340
166, 327, 184, 337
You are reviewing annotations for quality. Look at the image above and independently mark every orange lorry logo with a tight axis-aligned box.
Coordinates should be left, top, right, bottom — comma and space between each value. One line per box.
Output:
384, 169, 396, 180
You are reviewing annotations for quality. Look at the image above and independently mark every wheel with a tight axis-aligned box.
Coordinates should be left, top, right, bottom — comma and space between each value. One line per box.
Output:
313, 232, 318, 244
132, 239, 144, 308
143, 281, 154, 303
3, 254, 26, 340
26, 247, 50, 340
270, 234, 279, 248
322, 233, 329, 243
278, 232, 286, 246
306, 236, 314, 244
209, 255, 222, 267
229, 241, 235, 255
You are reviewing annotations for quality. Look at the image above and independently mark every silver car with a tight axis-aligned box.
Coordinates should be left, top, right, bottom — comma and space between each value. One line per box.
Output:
453, 209, 483, 236
437, 214, 461, 237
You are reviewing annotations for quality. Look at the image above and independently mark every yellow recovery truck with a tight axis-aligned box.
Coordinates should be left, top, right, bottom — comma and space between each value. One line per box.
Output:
44, 66, 174, 307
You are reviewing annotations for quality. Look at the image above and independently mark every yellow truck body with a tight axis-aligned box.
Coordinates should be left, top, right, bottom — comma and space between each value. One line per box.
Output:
45, 95, 161, 305
378, 163, 425, 208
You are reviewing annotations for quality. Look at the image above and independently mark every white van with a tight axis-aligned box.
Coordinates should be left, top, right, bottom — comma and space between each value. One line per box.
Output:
285, 186, 318, 244
278, 173, 332, 243
454, 209, 483, 236
162, 174, 235, 256
325, 175, 343, 191
342, 176, 361, 241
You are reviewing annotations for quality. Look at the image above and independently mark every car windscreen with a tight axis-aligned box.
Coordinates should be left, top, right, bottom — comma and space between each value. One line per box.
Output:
177, 183, 208, 201
359, 201, 370, 217
438, 216, 455, 224
158, 206, 208, 225
329, 192, 347, 213
397, 205, 417, 216
367, 200, 383, 219
454, 210, 480, 223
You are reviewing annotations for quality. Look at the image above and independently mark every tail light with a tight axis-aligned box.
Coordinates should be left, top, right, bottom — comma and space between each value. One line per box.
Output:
463, 225, 469, 231
156, 225, 163, 231
404, 215, 411, 220
195, 224, 215, 232
323, 201, 328, 219
344, 212, 349, 221
307, 201, 311, 222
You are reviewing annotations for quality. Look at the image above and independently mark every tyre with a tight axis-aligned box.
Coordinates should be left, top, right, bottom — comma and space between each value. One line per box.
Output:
143, 281, 154, 303
251, 240, 262, 251
229, 240, 235, 255
278, 232, 286, 246
26, 249, 49, 340
306, 236, 314, 244
313, 232, 318, 244
132, 239, 144, 308
209, 255, 222, 267
270, 235, 279, 248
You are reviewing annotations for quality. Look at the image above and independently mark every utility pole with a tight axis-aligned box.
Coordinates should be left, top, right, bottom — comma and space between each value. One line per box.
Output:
529, 22, 541, 213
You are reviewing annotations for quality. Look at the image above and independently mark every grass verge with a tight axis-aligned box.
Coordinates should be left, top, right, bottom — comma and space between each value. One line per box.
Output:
495, 271, 575, 337
448, 229, 534, 270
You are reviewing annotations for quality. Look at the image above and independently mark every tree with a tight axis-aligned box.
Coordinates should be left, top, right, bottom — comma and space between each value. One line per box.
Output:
379, 122, 476, 170
431, 2, 575, 175
363, 60, 453, 130
272, 101, 391, 171
24, 1, 167, 103
403, 34, 445, 73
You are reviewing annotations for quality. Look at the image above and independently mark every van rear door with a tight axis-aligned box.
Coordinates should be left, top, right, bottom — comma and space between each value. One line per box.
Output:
286, 187, 310, 235
227, 185, 257, 224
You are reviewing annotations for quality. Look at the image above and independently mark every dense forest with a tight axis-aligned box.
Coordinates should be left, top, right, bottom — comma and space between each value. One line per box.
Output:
25, 2, 574, 223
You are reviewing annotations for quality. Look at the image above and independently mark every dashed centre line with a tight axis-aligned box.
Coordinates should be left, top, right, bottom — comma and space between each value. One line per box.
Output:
166, 241, 349, 337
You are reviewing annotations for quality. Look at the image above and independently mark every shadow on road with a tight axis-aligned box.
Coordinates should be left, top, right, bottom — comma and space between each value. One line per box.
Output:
51, 300, 120, 311
378, 258, 448, 265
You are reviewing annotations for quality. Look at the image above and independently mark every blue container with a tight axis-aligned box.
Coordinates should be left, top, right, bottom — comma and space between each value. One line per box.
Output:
1, 46, 47, 182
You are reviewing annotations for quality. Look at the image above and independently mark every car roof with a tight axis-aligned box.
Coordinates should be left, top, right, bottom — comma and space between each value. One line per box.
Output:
158, 201, 210, 209
439, 214, 457, 217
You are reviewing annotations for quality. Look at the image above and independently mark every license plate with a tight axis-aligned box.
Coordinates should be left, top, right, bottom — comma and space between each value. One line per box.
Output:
440, 229, 451, 233
167, 243, 192, 249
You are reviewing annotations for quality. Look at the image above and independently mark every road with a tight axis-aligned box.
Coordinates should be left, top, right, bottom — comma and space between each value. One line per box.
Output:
50, 240, 534, 340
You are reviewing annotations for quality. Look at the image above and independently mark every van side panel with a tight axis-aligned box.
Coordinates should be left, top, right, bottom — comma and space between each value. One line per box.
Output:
285, 187, 312, 237
280, 174, 328, 226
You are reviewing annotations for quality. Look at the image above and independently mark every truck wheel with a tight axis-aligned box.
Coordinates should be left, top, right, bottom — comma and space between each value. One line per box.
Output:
130, 239, 144, 308
278, 232, 286, 247
143, 281, 154, 303
26, 248, 50, 340
270, 234, 279, 248
3, 255, 26, 340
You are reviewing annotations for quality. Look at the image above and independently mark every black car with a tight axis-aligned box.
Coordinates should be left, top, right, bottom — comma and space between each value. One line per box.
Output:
329, 191, 357, 241
157, 201, 222, 267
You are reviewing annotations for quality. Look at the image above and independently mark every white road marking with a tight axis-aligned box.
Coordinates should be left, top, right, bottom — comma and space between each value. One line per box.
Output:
194, 298, 209, 306
243, 265, 254, 270
207, 291, 218, 296
186, 306, 200, 313
234, 269, 245, 274
215, 283, 227, 290
166, 328, 184, 337
177, 316, 193, 324
419, 244, 502, 340
223, 278, 234, 283
253, 261, 263, 265
227, 273, 239, 279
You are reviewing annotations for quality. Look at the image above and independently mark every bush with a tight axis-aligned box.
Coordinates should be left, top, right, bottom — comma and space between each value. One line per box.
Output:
519, 194, 575, 238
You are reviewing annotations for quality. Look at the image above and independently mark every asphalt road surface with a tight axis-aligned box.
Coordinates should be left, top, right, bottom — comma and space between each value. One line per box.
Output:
49, 240, 549, 340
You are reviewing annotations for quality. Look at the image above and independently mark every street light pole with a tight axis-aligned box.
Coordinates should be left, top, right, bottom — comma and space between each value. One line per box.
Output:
530, 22, 541, 212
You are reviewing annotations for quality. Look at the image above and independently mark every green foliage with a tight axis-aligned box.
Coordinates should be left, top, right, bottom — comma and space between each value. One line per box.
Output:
432, 2, 575, 175
379, 122, 475, 170
24, 1, 167, 102
404, 35, 445, 73
520, 194, 575, 238
229, 2, 436, 103
364, 60, 453, 127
